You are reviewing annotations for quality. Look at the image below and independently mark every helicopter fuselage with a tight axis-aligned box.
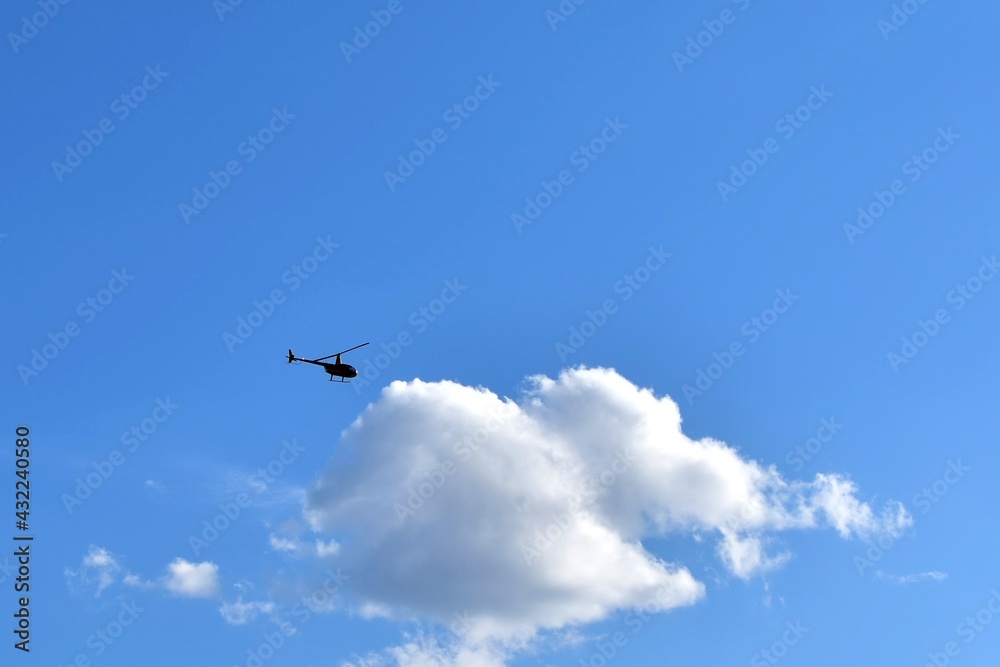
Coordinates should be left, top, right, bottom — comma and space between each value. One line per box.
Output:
322, 363, 358, 379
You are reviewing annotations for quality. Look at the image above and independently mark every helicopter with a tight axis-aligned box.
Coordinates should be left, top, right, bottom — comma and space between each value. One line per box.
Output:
287, 343, 369, 382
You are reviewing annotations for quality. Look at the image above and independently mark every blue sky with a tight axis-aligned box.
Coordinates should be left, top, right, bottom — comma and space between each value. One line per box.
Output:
3, 1, 1000, 665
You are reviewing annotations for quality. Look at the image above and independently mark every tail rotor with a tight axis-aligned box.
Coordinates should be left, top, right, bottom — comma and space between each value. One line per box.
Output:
287, 349, 295, 364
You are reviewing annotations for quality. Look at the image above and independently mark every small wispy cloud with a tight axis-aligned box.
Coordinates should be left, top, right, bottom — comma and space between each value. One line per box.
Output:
144, 479, 167, 494
266, 525, 339, 558
269, 534, 302, 554
123, 573, 156, 589
220, 597, 276, 625
64, 545, 123, 596
876, 570, 948, 584
315, 538, 340, 557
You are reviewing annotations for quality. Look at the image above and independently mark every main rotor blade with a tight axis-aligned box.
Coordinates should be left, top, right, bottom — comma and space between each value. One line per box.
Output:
337, 342, 370, 355
313, 342, 369, 362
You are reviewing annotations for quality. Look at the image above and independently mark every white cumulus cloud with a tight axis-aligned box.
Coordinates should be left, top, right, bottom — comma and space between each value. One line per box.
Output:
305, 367, 908, 660
164, 558, 220, 598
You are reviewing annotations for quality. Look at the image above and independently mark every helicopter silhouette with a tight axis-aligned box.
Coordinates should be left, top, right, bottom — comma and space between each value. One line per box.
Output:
287, 343, 369, 382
